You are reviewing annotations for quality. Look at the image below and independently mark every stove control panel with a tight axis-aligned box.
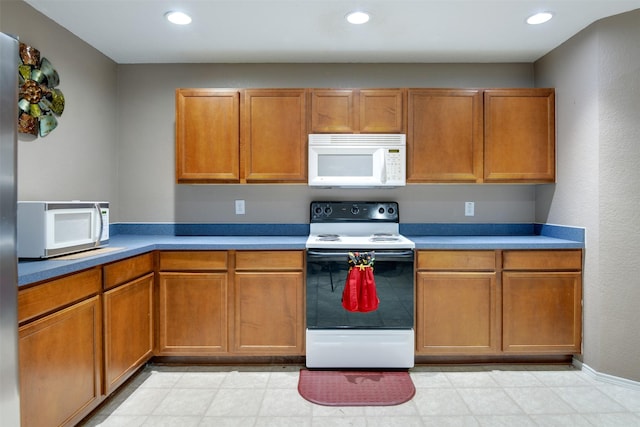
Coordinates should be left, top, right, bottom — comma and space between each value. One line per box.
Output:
310, 201, 399, 223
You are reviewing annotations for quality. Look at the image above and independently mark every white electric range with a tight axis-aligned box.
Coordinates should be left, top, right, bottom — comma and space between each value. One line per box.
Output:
305, 201, 415, 369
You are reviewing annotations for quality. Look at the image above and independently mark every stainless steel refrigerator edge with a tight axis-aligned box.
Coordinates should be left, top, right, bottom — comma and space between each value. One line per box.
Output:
0, 32, 21, 426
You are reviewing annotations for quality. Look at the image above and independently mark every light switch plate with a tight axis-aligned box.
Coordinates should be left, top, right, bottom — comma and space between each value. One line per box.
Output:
465, 201, 475, 216
235, 199, 245, 215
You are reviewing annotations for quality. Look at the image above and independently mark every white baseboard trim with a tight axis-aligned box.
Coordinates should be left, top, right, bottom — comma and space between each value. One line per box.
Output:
573, 357, 640, 390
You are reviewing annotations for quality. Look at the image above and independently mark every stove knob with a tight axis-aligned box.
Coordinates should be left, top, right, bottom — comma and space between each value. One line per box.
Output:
378, 207, 385, 214
324, 207, 332, 215
351, 206, 359, 215
388, 206, 395, 215
314, 206, 323, 216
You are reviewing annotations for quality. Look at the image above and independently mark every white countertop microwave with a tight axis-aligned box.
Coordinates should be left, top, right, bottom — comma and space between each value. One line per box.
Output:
308, 134, 406, 188
17, 201, 109, 259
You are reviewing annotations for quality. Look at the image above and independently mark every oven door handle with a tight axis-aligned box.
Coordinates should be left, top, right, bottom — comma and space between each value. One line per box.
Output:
306, 250, 414, 260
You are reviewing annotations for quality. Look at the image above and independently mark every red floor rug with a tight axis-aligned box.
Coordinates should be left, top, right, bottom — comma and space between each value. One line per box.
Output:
298, 369, 415, 406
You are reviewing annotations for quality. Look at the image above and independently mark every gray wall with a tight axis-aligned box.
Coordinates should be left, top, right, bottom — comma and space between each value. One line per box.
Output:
117, 63, 535, 223
535, 10, 640, 381
1, 0, 118, 205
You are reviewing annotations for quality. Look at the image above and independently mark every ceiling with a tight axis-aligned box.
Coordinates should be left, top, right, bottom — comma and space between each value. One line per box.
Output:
24, 0, 640, 64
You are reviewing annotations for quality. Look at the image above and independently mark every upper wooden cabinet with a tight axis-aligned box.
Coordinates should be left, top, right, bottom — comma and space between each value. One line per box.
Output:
175, 89, 240, 183
484, 88, 556, 183
407, 89, 483, 183
176, 86, 556, 184
175, 88, 307, 183
241, 89, 308, 182
310, 89, 405, 133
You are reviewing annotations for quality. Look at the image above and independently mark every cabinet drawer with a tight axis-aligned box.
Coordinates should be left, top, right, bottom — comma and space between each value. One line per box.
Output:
18, 268, 102, 324
417, 250, 496, 271
159, 251, 228, 271
103, 253, 154, 290
503, 250, 582, 271
235, 251, 304, 271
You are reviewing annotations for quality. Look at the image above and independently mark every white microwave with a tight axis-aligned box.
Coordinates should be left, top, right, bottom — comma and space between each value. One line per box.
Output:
17, 201, 109, 259
308, 134, 406, 188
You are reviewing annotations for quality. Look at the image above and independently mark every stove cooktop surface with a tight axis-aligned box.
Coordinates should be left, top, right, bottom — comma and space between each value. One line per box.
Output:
306, 201, 414, 250
305, 233, 415, 250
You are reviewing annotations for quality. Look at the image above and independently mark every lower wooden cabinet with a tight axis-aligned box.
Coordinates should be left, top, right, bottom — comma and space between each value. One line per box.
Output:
156, 250, 304, 356
502, 250, 582, 354
233, 251, 305, 355
417, 272, 499, 354
416, 251, 499, 355
19, 295, 102, 427
158, 272, 229, 355
103, 273, 154, 393
416, 249, 582, 357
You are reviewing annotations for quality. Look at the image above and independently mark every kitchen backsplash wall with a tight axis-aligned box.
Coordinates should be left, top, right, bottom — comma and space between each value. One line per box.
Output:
166, 184, 535, 224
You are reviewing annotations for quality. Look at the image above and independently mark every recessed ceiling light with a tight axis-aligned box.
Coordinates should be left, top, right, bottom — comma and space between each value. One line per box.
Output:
526, 12, 553, 25
165, 11, 192, 25
346, 11, 370, 25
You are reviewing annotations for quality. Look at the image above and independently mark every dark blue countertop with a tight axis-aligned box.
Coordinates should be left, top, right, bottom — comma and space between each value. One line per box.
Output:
18, 223, 585, 287
410, 235, 584, 250
18, 235, 307, 286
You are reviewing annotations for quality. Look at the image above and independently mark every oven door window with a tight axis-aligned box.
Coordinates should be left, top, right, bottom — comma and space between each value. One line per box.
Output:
306, 251, 414, 329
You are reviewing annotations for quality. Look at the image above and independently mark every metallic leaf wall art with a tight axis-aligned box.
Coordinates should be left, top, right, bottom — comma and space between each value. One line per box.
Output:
18, 43, 65, 137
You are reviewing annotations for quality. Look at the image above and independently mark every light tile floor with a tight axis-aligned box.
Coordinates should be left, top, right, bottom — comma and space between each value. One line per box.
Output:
80, 364, 640, 427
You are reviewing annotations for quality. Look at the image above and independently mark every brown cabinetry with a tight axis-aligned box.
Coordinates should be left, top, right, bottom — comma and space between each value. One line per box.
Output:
156, 250, 304, 356
18, 270, 103, 427
176, 88, 307, 183
484, 88, 556, 183
407, 89, 483, 182
157, 251, 229, 355
502, 250, 582, 354
176, 86, 556, 184
233, 251, 305, 355
416, 249, 582, 357
310, 89, 405, 133
103, 254, 154, 394
416, 251, 499, 355
241, 89, 308, 182
175, 89, 240, 183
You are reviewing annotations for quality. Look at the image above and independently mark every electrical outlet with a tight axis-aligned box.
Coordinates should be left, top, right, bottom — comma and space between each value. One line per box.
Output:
465, 201, 475, 217
235, 199, 245, 215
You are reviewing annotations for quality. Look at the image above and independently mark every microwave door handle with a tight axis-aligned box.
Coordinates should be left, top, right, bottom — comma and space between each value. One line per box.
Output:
94, 203, 103, 246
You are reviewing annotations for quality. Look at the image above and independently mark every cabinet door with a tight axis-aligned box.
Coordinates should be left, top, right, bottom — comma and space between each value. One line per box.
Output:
310, 89, 405, 133
103, 273, 153, 394
233, 271, 304, 355
158, 272, 228, 355
175, 89, 240, 183
503, 271, 582, 353
19, 296, 102, 427
407, 89, 483, 182
242, 89, 307, 182
310, 89, 356, 133
484, 88, 555, 182
359, 89, 405, 133
416, 272, 499, 355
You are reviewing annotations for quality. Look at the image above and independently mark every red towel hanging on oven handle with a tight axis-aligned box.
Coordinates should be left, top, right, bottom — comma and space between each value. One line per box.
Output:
342, 252, 379, 313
